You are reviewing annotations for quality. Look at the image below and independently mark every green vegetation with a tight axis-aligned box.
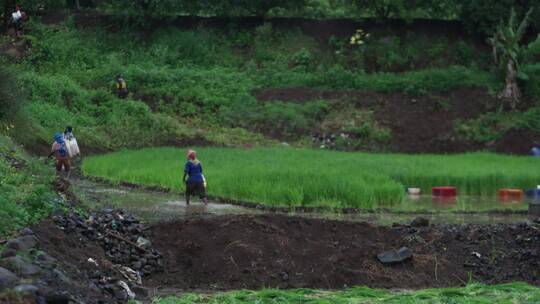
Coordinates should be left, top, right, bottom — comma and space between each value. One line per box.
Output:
2, 19, 508, 151
6, 0, 540, 35
83, 147, 540, 209
488, 8, 536, 107
0, 2, 538, 152
153, 282, 540, 304
0, 68, 59, 237
0, 135, 57, 237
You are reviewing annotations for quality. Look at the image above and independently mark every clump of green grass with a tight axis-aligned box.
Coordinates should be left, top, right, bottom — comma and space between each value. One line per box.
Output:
0, 135, 56, 237
83, 147, 540, 209
153, 282, 540, 303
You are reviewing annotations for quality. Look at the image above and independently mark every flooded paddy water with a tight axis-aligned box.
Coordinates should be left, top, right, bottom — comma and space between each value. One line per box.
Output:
71, 177, 536, 226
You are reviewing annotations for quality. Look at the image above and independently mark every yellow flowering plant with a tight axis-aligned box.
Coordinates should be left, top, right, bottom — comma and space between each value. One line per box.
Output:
350, 28, 370, 46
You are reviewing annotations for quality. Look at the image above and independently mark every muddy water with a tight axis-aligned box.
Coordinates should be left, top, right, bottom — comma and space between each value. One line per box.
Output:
71, 178, 259, 221
71, 178, 534, 226
397, 194, 529, 212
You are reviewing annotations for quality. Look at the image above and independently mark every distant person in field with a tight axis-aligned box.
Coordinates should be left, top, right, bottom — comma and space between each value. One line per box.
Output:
115, 74, 128, 99
531, 142, 540, 157
47, 132, 71, 178
10, 5, 27, 37
183, 150, 208, 205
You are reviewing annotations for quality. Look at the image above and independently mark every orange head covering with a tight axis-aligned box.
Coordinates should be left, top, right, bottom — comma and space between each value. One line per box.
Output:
187, 149, 196, 160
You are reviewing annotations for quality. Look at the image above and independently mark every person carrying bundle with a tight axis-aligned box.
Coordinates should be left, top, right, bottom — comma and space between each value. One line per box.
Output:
63, 126, 81, 159
47, 132, 71, 178
183, 149, 208, 205
10, 5, 27, 37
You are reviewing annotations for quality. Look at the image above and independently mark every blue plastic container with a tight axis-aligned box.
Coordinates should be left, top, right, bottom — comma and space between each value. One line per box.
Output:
525, 189, 540, 198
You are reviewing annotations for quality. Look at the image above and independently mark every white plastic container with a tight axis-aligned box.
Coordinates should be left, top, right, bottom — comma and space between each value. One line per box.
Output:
407, 188, 421, 195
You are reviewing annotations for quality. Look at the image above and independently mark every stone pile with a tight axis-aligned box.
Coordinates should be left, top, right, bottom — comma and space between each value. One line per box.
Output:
0, 209, 163, 303
54, 209, 164, 277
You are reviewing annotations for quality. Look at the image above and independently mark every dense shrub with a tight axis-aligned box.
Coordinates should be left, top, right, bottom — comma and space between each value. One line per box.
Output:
520, 107, 540, 133
0, 136, 56, 237
522, 64, 540, 101
98, 0, 307, 17
0, 68, 22, 121
460, 0, 540, 35
221, 100, 328, 139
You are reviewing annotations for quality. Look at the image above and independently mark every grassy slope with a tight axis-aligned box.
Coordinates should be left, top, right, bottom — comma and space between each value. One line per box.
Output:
0, 135, 57, 237
155, 283, 540, 304
83, 147, 540, 209
2, 20, 503, 152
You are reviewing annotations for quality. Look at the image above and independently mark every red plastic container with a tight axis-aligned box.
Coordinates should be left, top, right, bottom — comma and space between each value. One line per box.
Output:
498, 189, 524, 200
432, 186, 457, 197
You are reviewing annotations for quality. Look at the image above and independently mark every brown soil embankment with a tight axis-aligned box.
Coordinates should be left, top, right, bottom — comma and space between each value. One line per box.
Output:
146, 214, 540, 290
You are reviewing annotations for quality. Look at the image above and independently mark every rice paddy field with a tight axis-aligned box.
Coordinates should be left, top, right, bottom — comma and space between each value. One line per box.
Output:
154, 283, 540, 304
82, 147, 540, 210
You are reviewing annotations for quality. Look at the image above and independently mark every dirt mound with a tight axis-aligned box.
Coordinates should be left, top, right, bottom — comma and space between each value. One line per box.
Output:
0, 39, 29, 60
0, 208, 163, 303
255, 87, 489, 153
146, 214, 540, 291
494, 129, 540, 155
32, 220, 120, 302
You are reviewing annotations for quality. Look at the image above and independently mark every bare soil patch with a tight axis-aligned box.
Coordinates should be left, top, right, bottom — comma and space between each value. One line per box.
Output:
255, 87, 490, 153
494, 129, 540, 155
145, 214, 540, 291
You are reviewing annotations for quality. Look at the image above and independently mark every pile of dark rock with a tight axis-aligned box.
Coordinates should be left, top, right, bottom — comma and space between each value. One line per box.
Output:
0, 209, 163, 303
54, 209, 163, 277
0, 229, 84, 303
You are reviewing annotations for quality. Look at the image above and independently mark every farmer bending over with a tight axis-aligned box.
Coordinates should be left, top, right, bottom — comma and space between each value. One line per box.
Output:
47, 132, 71, 178
183, 149, 207, 205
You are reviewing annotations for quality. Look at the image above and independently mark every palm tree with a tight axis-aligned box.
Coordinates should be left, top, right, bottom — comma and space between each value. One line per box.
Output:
488, 8, 533, 109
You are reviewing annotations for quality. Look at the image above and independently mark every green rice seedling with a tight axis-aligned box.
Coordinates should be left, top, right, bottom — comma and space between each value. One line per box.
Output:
83, 147, 540, 210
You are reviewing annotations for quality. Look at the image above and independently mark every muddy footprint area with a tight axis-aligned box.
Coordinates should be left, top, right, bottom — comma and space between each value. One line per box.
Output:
146, 214, 540, 291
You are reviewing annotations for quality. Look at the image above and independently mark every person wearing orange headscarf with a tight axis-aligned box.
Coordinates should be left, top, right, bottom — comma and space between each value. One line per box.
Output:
182, 149, 208, 205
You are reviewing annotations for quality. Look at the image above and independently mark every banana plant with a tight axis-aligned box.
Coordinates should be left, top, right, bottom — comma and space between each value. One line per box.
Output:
488, 7, 533, 108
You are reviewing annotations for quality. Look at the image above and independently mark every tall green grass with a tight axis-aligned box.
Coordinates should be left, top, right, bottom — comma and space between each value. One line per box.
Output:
83, 148, 540, 209
154, 282, 540, 304
0, 135, 56, 237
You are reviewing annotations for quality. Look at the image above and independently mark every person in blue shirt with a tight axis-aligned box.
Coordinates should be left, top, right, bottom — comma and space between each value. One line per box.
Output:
183, 150, 208, 205
531, 144, 540, 157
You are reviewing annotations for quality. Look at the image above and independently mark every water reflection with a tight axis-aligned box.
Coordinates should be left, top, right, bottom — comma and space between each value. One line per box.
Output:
71, 178, 533, 226
399, 194, 528, 212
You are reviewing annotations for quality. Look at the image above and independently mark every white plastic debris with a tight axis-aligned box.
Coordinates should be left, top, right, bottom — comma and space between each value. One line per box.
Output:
87, 258, 99, 267
118, 281, 135, 300
116, 265, 142, 285
136, 236, 151, 249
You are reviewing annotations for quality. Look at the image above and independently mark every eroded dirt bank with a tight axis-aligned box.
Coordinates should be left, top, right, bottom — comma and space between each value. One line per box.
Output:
255, 87, 539, 154
146, 214, 540, 291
